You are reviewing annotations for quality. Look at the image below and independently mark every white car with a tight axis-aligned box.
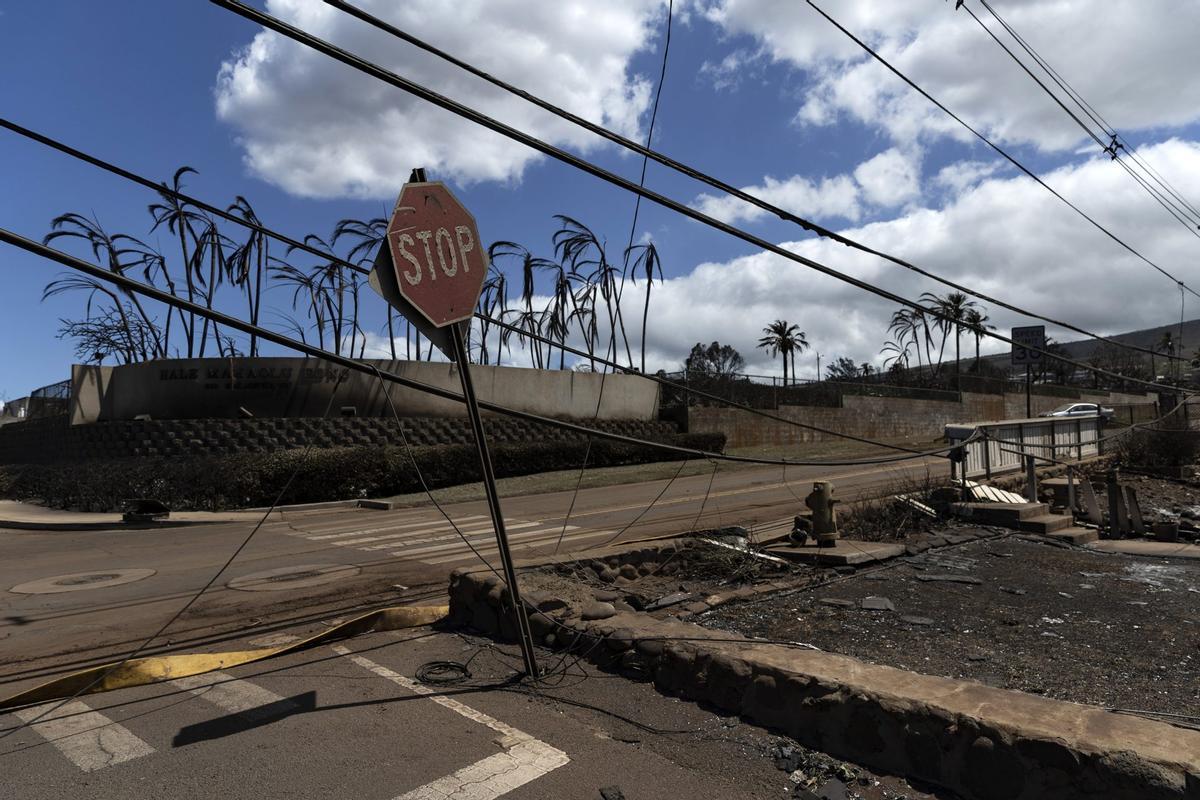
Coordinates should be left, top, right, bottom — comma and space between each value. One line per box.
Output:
1040, 402, 1115, 421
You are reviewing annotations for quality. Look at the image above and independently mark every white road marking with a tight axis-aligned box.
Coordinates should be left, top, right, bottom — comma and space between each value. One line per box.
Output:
333, 520, 541, 548
387, 524, 582, 559
359, 521, 543, 550
423, 528, 619, 565
172, 672, 296, 720
302, 515, 489, 540
334, 647, 569, 800
14, 700, 155, 772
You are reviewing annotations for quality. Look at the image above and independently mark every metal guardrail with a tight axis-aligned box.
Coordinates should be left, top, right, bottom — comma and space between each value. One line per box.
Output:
945, 415, 1103, 480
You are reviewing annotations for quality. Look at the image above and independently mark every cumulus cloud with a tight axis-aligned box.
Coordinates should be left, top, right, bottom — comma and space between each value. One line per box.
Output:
689, 147, 921, 225
690, 173, 860, 225
934, 160, 1001, 194
853, 147, 921, 207
531, 140, 1200, 379
703, 1, 1200, 152
215, 0, 667, 197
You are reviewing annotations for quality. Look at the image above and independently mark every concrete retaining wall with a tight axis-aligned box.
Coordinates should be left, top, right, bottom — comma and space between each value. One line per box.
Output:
691, 390, 1157, 448
0, 414, 679, 465
448, 565, 1200, 800
70, 357, 660, 424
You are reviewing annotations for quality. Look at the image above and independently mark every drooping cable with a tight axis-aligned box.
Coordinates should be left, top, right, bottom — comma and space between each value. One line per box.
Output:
1, 228, 984, 469
806, 0, 1200, 301
555, 0, 674, 554
209, 0, 1200, 386
315, 1, 1192, 363
973, 0, 1200, 225
0, 370, 347, 743
957, 1, 1200, 238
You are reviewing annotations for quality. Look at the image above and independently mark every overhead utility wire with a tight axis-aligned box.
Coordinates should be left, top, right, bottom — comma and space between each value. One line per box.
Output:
315, 0, 1187, 364
806, 0, 1200, 303
211, 0, 1195, 391
975, 0, 1200, 224
957, 1, 1200, 238
0, 228, 978, 468
0, 122, 967, 458
4, 125, 1182, 452
475, 312, 931, 455
0, 118, 346, 275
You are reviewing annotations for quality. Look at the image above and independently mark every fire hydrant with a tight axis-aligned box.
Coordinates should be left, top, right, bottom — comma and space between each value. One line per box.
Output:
805, 481, 839, 547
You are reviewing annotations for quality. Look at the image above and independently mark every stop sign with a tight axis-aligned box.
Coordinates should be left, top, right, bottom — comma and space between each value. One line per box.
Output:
385, 182, 487, 328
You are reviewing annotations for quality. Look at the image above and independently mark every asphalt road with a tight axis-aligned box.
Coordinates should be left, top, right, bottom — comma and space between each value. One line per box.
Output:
1, 457, 946, 693
0, 627, 793, 800
1, 625, 942, 800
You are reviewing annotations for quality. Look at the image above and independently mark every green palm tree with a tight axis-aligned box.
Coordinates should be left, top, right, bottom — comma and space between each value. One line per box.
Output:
757, 320, 807, 386
964, 307, 994, 371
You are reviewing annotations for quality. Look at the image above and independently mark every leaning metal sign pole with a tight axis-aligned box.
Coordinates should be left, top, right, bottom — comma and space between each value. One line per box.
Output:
370, 169, 539, 677
1011, 325, 1046, 501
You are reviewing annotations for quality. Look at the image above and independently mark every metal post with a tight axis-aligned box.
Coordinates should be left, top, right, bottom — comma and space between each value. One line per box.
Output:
1025, 365, 1032, 418
448, 323, 539, 677
1066, 468, 1077, 514
1025, 455, 1037, 502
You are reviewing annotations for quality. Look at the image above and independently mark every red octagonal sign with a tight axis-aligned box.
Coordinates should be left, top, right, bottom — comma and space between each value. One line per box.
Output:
386, 182, 487, 328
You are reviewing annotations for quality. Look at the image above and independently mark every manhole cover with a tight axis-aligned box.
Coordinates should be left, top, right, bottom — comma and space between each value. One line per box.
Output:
227, 564, 360, 593
10, 569, 157, 595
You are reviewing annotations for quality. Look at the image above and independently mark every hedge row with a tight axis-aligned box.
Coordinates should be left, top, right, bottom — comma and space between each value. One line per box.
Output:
0, 432, 726, 512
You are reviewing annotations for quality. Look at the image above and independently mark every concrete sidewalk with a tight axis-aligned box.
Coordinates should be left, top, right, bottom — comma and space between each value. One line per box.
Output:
1087, 538, 1200, 560
0, 500, 268, 531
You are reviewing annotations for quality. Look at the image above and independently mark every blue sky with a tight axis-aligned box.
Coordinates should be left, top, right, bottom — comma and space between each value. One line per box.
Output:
4, 1, 1200, 401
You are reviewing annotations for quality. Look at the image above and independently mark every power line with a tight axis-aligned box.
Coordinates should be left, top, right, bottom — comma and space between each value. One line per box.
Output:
315, 0, 1191, 362
806, 0, 1200, 302
0, 118, 343, 272
957, 1, 1200, 238
1, 228, 981, 467
0, 122, 985, 458
210, 0, 1195, 390
973, 0, 1200, 224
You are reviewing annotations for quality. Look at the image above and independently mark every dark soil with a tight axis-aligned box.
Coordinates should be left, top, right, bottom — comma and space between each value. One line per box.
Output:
700, 534, 1200, 715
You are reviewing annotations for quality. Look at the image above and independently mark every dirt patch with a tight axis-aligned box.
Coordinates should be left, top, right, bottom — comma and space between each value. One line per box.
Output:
701, 536, 1200, 715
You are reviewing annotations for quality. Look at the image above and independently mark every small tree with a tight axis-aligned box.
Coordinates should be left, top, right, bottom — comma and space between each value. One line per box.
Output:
684, 341, 745, 379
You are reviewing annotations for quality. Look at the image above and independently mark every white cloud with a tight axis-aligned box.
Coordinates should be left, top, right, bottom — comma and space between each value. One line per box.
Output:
526, 139, 1200, 379
853, 147, 921, 207
690, 173, 860, 225
689, 147, 921, 225
215, 0, 667, 197
934, 160, 1001, 194
703, 1, 1200, 152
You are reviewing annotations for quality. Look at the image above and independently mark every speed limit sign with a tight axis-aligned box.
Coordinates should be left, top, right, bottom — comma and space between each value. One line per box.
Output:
1011, 325, 1045, 366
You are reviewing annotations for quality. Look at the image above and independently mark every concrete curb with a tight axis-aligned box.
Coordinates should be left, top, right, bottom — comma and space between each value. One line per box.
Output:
449, 569, 1200, 800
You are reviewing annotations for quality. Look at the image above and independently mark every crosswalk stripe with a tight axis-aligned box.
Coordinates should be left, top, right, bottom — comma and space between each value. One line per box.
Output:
172, 672, 296, 720
423, 528, 619, 565
303, 515, 489, 541
334, 646, 568, 800
14, 700, 155, 772
356, 520, 545, 550
331, 520, 532, 548
388, 524, 579, 559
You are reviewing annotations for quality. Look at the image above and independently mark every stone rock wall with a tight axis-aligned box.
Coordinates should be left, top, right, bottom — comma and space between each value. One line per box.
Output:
448, 567, 1200, 800
0, 414, 679, 465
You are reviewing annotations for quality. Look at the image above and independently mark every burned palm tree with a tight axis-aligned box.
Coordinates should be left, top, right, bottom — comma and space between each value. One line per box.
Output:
43, 213, 163, 359
227, 196, 271, 357
333, 216, 389, 358
149, 167, 205, 356
553, 215, 633, 368
626, 242, 663, 373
